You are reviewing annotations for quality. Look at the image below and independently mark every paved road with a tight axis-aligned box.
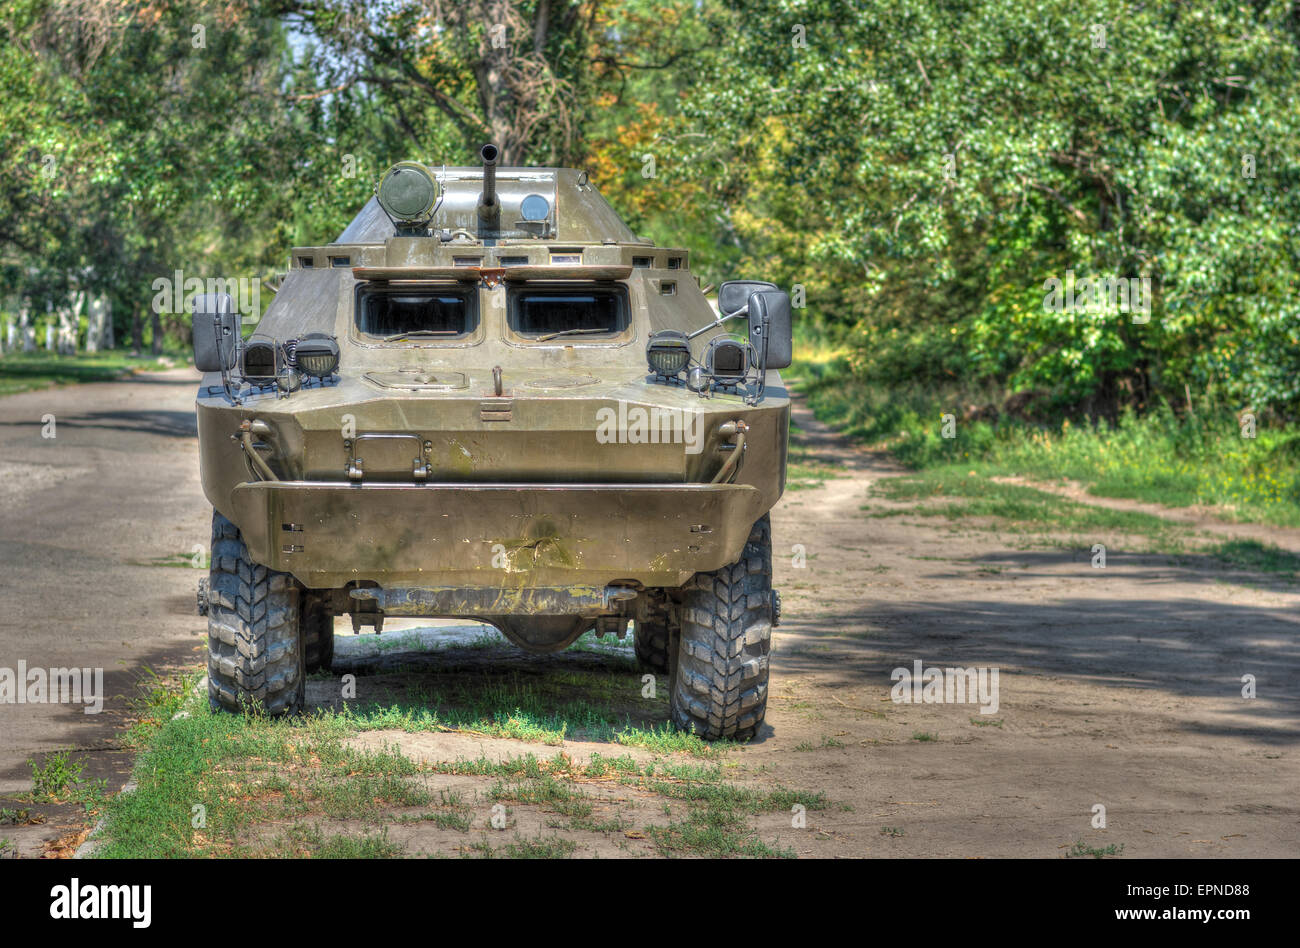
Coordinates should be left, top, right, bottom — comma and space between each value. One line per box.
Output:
0, 369, 208, 854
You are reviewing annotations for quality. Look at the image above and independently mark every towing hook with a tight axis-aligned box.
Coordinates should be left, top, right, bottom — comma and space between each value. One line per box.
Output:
711, 420, 749, 484
237, 419, 279, 482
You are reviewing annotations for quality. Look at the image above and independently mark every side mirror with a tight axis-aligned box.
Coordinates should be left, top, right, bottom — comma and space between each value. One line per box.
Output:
718, 280, 777, 316
748, 289, 792, 370
191, 293, 238, 372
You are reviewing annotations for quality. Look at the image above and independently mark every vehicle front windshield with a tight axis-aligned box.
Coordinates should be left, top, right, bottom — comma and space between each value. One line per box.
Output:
509, 285, 627, 339
356, 283, 476, 339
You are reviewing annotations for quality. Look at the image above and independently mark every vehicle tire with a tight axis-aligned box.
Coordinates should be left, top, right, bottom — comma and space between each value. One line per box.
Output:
669, 514, 774, 741
633, 617, 672, 675
302, 597, 334, 673
206, 510, 305, 715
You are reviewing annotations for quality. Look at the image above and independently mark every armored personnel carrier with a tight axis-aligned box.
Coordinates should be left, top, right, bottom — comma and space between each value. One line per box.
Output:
191, 144, 792, 740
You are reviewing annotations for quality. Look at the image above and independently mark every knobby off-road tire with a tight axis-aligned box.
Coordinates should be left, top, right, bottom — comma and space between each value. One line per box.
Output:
302, 598, 334, 673
633, 618, 672, 675
669, 514, 774, 741
207, 510, 305, 715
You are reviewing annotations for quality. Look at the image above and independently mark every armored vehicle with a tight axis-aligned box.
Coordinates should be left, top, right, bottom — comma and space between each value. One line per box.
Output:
191, 145, 792, 740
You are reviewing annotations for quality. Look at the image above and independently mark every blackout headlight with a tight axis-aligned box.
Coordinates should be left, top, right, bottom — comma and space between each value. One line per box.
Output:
294, 333, 340, 378
646, 330, 690, 377
241, 338, 279, 383
705, 337, 750, 382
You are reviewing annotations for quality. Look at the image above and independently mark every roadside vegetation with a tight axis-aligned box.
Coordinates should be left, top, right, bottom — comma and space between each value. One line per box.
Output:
0, 350, 182, 397
795, 343, 1300, 532
862, 468, 1300, 577
90, 648, 828, 859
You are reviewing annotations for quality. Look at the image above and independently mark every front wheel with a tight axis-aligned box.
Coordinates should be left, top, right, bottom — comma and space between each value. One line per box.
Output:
669, 515, 774, 741
302, 596, 334, 673
206, 511, 305, 715
633, 617, 672, 675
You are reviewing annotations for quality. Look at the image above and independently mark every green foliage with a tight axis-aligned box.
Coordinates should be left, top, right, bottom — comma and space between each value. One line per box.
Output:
0, 1, 302, 347
28, 749, 84, 801
3, 0, 1297, 430
685, 0, 1300, 420
806, 357, 1300, 527
0, 349, 179, 396
28, 749, 106, 814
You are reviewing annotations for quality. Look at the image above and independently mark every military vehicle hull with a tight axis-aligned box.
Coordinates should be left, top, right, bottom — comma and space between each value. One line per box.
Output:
193, 154, 791, 739
199, 375, 786, 589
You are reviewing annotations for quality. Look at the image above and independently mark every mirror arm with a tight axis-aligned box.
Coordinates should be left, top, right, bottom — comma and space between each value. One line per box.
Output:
746, 310, 771, 406
212, 313, 242, 406
687, 306, 748, 341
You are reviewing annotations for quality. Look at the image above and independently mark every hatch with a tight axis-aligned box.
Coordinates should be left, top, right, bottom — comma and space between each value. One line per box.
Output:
363, 369, 469, 391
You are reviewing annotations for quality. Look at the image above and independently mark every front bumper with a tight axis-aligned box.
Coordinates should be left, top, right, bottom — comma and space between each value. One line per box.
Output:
227, 480, 767, 590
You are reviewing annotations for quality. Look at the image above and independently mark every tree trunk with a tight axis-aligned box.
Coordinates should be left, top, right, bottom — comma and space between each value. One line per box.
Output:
87, 294, 112, 352
57, 290, 83, 355
150, 308, 163, 355
131, 308, 143, 356
19, 304, 34, 352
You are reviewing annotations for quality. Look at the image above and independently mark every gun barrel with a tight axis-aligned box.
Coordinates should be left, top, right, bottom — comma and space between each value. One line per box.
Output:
478, 143, 499, 221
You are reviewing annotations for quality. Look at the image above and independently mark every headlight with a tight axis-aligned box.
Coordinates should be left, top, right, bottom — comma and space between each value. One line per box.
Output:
705, 337, 750, 382
294, 333, 340, 378
376, 161, 440, 227
686, 365, 709, 392
646, 330, 690, 377
241, 338, 279, 383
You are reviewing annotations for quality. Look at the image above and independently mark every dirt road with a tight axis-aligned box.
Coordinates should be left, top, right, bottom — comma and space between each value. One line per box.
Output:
1, 370, 1296, 857
0, 368, 209, 855
755, 408, 1299, 857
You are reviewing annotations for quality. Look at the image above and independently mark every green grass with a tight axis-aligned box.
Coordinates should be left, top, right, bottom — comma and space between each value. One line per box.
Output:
868, 469, 1188, 542
794, 735, 845, 751
501, 834, 578, 858
398, 808, 474, 832
0, 349, 182, 396
786, 460, 839, 490
1066, 840, 1124, 859
93, 669, 826, 859
24, 750, 106, 819
274, 824, 407, 858
798, 353, 1300, 528
121, 668, 199, 749
321, 650, 731, 758
28, 750, 84, 801
1209, 539, 1300, 577
0, 807, 37, 826
94, 706, 448, 857
647, 806, 794, 858
864, 468, 1300, 574
784, 416, 845, 490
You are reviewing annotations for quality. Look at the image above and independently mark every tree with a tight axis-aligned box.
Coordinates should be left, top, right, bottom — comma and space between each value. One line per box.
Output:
1, 0, 302, 351
678, 0, 1300, 419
